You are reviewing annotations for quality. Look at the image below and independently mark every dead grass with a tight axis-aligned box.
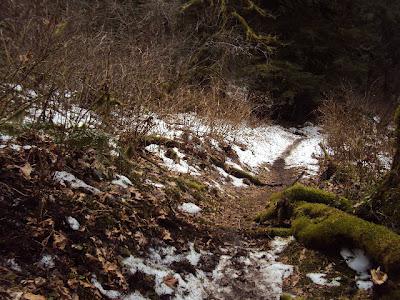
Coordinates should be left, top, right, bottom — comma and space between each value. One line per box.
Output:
0, 0, 253, 145
318, 88, 395, 199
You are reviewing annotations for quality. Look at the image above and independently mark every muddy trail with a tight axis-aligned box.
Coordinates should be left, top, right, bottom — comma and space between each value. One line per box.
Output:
193, 138, 312, 300
193, 137, 370, 300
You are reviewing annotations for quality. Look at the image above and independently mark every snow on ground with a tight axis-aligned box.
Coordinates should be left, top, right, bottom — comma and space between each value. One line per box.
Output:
145, 113, 324, 176
66, 216, 80, 231
178, 203, 202, 214
94, 237, 294, 300
6, 258, 22, 273
306, 273, 341, 287
145, 179, 165, 189
145, 145, 201, 175
112, 174, 133, 188
53, 171, 101, 194
229, 126, 297, 170
215, 166, 247, 188
285, 126, 323, 176
340, 248, 373, 290
150, 115, 324, 177
39, 254, 55, 269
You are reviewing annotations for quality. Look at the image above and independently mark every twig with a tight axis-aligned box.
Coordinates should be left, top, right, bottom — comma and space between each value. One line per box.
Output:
0, 181, 29, 197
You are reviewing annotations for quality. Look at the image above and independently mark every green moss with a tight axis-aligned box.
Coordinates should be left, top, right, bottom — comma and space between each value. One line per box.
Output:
254, 206, 278, 223
280, 294, 293, 300
255, 184, 352, 224
292, 203, 400, 275
280, 294, 305, 300
176, 176, 207, 192
283, 184, 352, 212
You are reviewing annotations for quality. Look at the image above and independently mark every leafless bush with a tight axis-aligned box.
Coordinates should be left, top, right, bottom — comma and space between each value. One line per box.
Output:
319, 88, 395, 199
0, 0, 253, 146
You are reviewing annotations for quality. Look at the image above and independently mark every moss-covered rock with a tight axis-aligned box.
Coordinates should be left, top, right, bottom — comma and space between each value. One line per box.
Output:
292, 203, 400, 275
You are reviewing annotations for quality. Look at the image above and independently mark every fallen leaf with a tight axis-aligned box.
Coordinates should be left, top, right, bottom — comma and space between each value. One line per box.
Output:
22, 293, 46, 300
134, 231, 148, 247
371, 267, 388, 285
34, 277, 46, 287
53, 232, 68, 250
162, 229, 173, 241
163, 274, 178, 288
20, 163, 33, 179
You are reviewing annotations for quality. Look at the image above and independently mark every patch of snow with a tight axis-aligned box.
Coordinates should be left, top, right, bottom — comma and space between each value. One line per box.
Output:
53, 171, 101, 194
122, 237, 293, 299
6, 258, 22, 272
230, 126, 297, 170
186, 243, 202, 266
340, 248, 373, 290
112, 174, 133, 188
373, 116, 381, 123
307, 273, 341, 287
91, 276, 122, 299
10, 144, 21, 151
356, 280, 374, 290
110, 149, 119, 157
11, 84, 23, 92
0, 134, 12, 143
124, 256, 174, 296
92, 276, 150, 299
145, 144, 200, 175
145, 179, 165, 188
39, 254, 55, 269
377, 153, 392, 170
226, 158, 244, 171
285, 126, 324, 176
178, 203, 202, 215
340, 248, 371, 274
124, 291, 149, 300
209, 139, 221, 151
67, 216, 80, 231
215, 166, 247, 188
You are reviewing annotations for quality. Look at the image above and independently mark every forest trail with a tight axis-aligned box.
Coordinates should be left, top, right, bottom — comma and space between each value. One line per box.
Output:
204, 136, 306, 233
194, 138, 309, 299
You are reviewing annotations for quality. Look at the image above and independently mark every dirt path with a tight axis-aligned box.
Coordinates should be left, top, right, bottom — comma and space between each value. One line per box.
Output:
204, 137, 305, 233
189, 138, 311, 299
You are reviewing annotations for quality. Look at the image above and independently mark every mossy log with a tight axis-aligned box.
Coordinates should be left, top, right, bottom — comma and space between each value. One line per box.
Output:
255, 184, 400, 276
255, 183, 352, 223
293, 203, 400, 275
